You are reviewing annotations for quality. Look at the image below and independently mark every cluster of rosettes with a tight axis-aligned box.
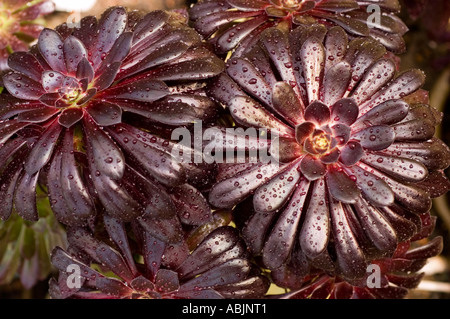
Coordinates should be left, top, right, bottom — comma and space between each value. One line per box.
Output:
0, 0, 448, 300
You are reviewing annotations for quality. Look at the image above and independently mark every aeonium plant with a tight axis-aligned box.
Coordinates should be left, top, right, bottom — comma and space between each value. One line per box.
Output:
189, 0, 408, 56
206, 24, 450, 281
0, 6, 224, 239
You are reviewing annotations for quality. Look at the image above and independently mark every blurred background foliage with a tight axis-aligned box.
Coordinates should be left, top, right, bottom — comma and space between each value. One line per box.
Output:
0, 0, 449, 298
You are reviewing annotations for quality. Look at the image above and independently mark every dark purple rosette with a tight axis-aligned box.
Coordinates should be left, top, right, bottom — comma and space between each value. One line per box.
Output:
0, 7, 224, 229
206, 24, 450, 281
189, 0, 408, 56
49, 223, 270, 299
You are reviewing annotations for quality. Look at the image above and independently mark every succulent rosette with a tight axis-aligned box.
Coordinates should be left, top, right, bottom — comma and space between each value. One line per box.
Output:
273, 214, 443, 299
189, 0, 408, 56
0, 0, 55, 72
206, 24, 450, 280
49, 223, 270, 299
0, 7, 224, 230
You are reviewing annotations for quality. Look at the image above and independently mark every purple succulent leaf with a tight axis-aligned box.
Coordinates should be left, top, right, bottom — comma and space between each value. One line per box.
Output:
343, 163, 394, 206
107, 125, 185, 187
416, 170, 450, 198
96, 31, 132, 75
60, 129, 94, 225
95, 277, 133, 297
122, 166, 177, 219
93, 62, 121, 92
369, 27, 406, 54
14, 172, 39, 221
299, 178, 330, 258
92, 172, 143, 221
7, 52, 44, 82
3, 72, 45, 100
322, 61, 352, 106
352, 99, 409, 131
180, 258, 251, 292
382, 138, 450, 171
315, 11, 369, 37
405, 104, 442, 126
261, 28, 298, 86
171, 184, 213, 226
361, 152, 428, 183
77, 88, 97, 106
299, 155, 327, 181
272, 81, 305, 126
215, 275, 270, 299
351, 59, 396, 106
325, 166, 360, 203
24, 120, 62, 175
130, 276, 155, 294
140, 230, 165, 280
121, 41, 192, 81
331, 123, 352, 145
329, 198, 367, 279
227, 57, 272, 107
243, 209, 278, 255
228, 96, 294, 136
16, 107, 59, 123
86, 102, 122, 127
295, 122, 315, 145
209, 162, 284, 208
379, 206, 417, 242
131, 10, 169, 46
253, 159, 302, 213
351, 125, 395, 151
262, 179, 311, 269
206, 73, 246, 107
352, 197, 397, 253
90, 7, 127, 70
358, 163, 431, 214
324, 26, 348, 72
51, 247, 101, 280
215, 15, 267, 55
304, 101, 331, 126
193, 10, 260, 37
339, 140, 364, 166
82, 115, 125, 179
360, 69, 425, 112
226, 0, 267, 10
39, 93, 60, 107
301, 37, 325, 103
48, 148, 78, 225
330, 98, 358, 126
405, 236, 443, 260
102, 79, 169, 103
40, 70, 64, 93
391, 119, 435, 142
316, 0, 359, 11
320, 148, 341, 164
0, 164, 22, 220
38, 28, 67, 74
148, 56, 225, 82
63, 36, 88, 75
178, 227, 245, 279
76, 58, 95, 83
137, 215, 184, 244
68, 227, 135, 282
58, 108, 83, 128
154, 269, 180, 294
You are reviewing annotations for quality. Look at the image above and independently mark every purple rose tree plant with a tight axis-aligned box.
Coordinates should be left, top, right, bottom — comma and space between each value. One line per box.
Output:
0, 0, 449, 300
